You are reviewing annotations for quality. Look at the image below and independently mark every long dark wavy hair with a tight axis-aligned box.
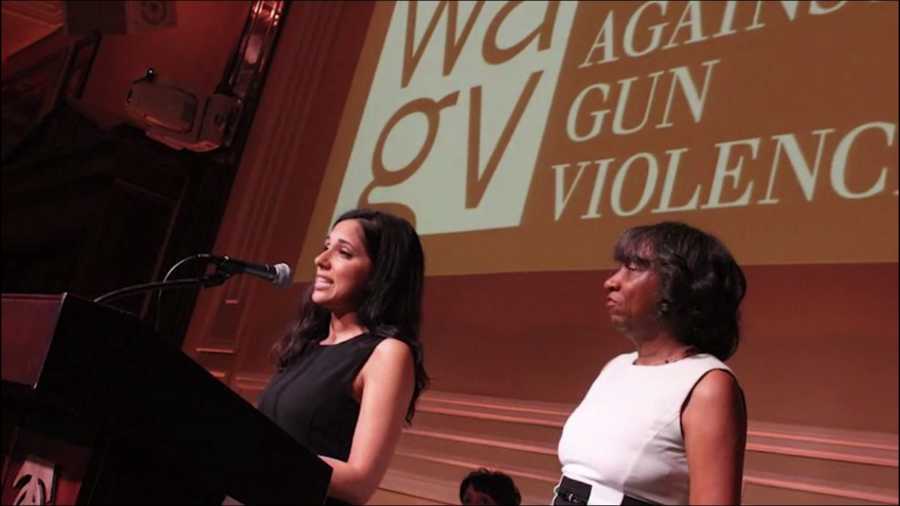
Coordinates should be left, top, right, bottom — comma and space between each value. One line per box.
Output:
613, 222, 747, 361
272, 208, 428, 423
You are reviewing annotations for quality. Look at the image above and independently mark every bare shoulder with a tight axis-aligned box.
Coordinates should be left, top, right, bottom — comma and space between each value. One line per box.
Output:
373, 337, 412, 358
367, 337, 413, 371
683, 369, 746, 445
357, 338, 414, 395
685, 369, 745, 423
692, 369, 742, 402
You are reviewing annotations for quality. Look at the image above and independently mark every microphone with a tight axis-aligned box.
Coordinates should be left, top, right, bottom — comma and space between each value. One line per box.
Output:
208, 255, 293, 288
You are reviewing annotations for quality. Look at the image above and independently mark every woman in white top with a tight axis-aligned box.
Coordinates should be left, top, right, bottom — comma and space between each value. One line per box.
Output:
556, 222, 747, 505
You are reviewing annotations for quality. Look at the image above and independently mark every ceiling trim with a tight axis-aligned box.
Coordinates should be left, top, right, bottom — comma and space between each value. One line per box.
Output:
2, 1, 64, 29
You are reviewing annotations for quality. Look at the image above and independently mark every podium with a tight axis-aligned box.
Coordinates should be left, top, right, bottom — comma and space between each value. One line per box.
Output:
1, 293, 331, 504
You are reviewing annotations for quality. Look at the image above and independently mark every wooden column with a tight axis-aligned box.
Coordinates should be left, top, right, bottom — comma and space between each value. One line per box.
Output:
182, 1, 375, 399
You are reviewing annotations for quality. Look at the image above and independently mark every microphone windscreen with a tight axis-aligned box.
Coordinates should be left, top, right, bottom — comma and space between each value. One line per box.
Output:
272, 263, 293, 288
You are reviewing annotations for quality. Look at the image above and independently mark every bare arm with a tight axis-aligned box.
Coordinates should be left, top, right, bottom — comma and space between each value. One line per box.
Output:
321, 338, 414, 504
682, 369, 747, 505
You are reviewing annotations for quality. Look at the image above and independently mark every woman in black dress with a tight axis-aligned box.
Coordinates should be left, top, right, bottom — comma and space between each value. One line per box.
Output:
258, 208, 428, 504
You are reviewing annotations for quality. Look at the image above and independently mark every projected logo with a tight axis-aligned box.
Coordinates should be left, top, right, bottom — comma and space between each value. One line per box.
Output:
333, 1, 577, 233
297, 1, 897, 278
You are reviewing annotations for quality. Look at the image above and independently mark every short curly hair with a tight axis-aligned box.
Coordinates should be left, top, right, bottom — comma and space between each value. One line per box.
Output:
613, 222, 747, 360
459, 468, 521, 505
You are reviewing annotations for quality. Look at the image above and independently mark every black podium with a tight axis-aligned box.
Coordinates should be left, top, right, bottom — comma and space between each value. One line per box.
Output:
1, 293, 331, 504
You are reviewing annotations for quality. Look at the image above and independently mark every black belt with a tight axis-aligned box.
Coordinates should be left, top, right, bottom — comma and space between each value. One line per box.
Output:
554, 476, 656, 505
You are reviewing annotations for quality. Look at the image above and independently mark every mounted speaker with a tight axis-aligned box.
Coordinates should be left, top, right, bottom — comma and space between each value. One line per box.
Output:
64, 0, 177, 35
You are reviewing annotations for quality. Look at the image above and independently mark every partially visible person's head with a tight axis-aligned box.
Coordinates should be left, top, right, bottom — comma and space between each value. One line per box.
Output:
276, 208, 429, 421
607, 221, 746, 360
459, 468, 521, 505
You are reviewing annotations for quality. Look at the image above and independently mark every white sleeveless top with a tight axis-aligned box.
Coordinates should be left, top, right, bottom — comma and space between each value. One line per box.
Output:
558, 352, 732, 505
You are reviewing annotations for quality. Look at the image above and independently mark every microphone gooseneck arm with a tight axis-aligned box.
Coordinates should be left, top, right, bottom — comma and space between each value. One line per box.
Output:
93, 271, 231, 306
93, 253, 291, 333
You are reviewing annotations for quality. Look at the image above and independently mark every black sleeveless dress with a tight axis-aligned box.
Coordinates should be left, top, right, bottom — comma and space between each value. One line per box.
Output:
258, 333, 385, 462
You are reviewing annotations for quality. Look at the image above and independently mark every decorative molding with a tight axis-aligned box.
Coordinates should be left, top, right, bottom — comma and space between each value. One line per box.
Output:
417, 391, 899, 468
420, 394, 570, 417
418, 404, 563, 428
744, 471, 898, 505
214, 369, 900, 504
404, 427, 555, 456
748, 441, 897, 467
195, 347, 236, 355
231, 373, 271, 403
2, 1, 64, 28
389, 390, 899, 505
233, 373, 269, 391
376, 470, 454, 505
396, 449, 557, 485
749, 420, 899, 452
385, 447, 900, 505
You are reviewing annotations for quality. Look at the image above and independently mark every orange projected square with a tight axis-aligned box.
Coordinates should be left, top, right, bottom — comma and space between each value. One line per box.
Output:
297, 1, 898, 280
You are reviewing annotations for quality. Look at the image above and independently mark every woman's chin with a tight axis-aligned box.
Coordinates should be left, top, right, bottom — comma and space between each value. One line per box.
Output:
311, 293, 331, 308
313, 299, 350, 316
